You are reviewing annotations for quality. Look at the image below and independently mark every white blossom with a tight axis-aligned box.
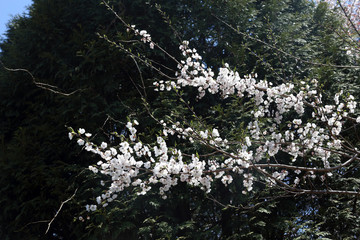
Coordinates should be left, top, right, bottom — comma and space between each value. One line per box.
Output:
77, 139, 85, 146
70, 26, 360, 209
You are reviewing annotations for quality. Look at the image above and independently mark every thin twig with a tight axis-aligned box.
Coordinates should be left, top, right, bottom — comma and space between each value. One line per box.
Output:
130, 56, 147, 99
1, 61, 84, 96
15, 188, 78, 234
337, 0, 360, 39
45, 188, 78, 234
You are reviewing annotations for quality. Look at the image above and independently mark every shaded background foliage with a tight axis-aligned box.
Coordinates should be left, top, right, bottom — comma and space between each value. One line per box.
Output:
0, 0, 359, 239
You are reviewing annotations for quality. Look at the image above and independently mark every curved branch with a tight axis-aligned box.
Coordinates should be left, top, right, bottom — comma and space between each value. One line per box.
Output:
1, 61, 84, 96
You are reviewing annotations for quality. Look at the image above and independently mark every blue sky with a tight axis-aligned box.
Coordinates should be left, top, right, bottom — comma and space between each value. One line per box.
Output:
0, 0, 33, 39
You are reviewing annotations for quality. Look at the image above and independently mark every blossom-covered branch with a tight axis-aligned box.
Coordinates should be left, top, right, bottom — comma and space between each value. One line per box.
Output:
70, 4, 360, 211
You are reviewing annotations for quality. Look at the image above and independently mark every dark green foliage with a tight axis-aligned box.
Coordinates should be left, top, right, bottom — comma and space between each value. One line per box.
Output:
1, 0, 360, 239
0, 0, 150, 238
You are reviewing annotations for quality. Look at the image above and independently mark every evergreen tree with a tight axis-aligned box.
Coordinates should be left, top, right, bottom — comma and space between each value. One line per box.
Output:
1, 0, 359, 239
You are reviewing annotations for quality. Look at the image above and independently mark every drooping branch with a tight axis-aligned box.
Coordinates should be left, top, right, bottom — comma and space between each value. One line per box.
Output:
0, 60, 84, 96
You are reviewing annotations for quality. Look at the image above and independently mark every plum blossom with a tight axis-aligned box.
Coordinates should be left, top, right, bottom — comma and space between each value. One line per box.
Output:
70, 25, 360, 209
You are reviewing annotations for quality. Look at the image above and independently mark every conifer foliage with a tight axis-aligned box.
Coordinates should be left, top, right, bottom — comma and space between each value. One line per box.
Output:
1, 0, 360, 239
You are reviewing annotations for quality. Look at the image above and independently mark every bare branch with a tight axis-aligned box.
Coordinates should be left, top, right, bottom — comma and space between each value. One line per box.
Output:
0, 61, 84, 96
15, 188, 78, 234
337, 0, 360, 38
45, 188, 78, 234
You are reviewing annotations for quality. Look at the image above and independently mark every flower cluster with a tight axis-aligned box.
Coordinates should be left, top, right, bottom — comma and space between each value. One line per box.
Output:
128, 25, 155, 49
71, 23, 360, 210
154, 41, 359, 172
